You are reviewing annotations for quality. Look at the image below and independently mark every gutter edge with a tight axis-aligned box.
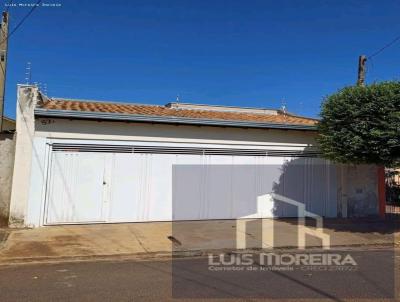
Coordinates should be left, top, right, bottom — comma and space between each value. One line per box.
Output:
34, 108, 318, 131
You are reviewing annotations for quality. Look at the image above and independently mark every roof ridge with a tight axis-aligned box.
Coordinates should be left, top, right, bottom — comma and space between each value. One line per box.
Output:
51, 97, 165, 108
166, 101, 278, 112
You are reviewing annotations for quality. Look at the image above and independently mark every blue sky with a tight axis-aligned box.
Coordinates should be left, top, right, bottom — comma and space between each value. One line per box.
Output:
3, 0, 400, 119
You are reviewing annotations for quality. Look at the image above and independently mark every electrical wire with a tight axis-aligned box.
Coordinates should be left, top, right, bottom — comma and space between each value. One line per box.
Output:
0, 0, 42, 77
368, 34, 400, 59
0, 0, 42, 47
0, 0, 42, 124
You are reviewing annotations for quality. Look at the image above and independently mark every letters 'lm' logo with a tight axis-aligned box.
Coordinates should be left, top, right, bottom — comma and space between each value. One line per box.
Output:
236, 193, 331, 250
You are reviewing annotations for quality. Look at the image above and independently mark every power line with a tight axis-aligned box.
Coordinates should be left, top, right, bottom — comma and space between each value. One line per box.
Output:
368, 34, 400, 59
0, 0, 42, 47
0, 0, 41, 79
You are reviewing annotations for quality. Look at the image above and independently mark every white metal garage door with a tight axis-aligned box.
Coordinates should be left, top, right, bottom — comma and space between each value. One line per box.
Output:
44, 143, 337, 225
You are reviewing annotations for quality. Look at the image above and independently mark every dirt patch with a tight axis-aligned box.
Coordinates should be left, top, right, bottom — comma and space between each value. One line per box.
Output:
1, 241, 57, 258
0, 230, 9, 249
52, 235, 83, 244
0, 214, 9, 227
51, 235, 94, 254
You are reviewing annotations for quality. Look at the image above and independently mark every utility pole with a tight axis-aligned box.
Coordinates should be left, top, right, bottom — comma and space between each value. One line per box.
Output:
357, 55, 367, 87
0, 12, 8, 132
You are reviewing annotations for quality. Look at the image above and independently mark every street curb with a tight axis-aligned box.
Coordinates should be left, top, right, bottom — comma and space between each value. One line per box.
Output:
0, 242, 396, 267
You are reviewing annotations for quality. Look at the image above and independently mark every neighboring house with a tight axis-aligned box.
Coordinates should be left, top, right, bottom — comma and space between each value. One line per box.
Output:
8, 85, 383, 227
1, 116, 15, 131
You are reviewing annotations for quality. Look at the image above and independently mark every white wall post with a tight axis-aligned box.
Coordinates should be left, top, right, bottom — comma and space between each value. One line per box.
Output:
8, 85, 39, 227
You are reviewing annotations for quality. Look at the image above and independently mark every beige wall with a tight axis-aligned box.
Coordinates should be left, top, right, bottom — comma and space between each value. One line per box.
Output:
35, 118, 317, 147
395, 169, 400, 185
0, 133, 15, 225
337, 164, 379, 217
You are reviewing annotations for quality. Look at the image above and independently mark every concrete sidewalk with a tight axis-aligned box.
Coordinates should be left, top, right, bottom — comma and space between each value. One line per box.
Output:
0, 219, 398, 264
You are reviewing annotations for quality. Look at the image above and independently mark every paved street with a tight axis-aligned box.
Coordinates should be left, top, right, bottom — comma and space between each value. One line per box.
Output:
0, 247, 398, 302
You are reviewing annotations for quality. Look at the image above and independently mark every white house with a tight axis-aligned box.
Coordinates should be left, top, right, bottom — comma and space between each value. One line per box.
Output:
8, 85, 384, 227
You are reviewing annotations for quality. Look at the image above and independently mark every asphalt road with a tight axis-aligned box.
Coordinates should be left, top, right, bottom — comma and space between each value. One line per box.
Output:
0, 248, 398, 302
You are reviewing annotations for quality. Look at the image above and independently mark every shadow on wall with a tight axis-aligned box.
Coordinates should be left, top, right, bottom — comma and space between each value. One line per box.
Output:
173, 154, 337, 220
271, 153, 380, 219
339, 163, 380, 218
271, 154, 393, 234
270, 156, 337, 218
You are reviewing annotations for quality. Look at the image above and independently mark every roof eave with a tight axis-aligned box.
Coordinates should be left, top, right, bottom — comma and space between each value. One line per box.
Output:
34, 108, 317, 131
2, 116, 15, 123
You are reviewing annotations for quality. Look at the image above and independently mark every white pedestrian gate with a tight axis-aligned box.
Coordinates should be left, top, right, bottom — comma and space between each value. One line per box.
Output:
45, 152, 107, 224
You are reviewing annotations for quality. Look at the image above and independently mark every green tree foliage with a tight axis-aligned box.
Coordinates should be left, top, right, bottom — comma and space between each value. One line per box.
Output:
318, 81, 400, 167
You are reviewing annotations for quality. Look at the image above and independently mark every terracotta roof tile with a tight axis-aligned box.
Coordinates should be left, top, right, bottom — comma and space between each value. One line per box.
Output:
38, 99, 317, 126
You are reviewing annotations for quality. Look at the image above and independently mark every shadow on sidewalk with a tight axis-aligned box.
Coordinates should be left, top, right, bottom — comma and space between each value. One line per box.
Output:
279, 217, 399, 235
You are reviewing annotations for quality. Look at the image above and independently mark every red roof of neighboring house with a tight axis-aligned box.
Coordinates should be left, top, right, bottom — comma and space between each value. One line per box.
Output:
38, 98, 317, 127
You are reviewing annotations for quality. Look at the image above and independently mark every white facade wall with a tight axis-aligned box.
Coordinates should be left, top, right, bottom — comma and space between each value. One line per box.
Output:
34, 118, 317, 147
